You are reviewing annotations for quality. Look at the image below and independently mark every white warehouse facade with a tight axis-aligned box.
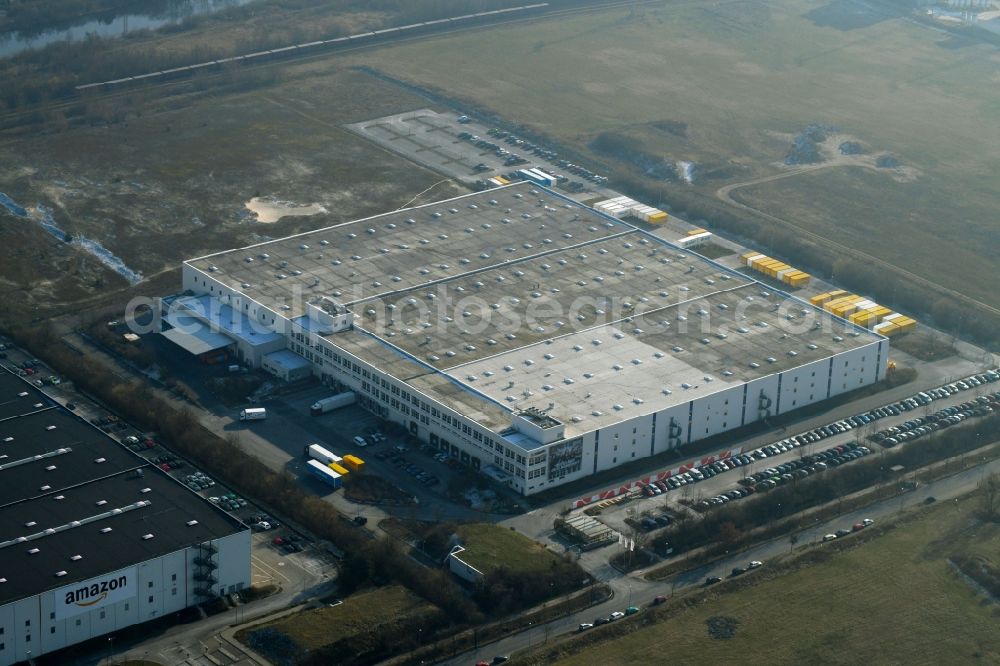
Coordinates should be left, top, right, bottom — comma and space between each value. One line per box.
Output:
0, 374, 251, 665
173, 182, 887, 495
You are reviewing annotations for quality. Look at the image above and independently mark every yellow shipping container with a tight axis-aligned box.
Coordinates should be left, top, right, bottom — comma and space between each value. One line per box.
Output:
648, 211, 668, 223
789, 273, 811, 287
741, 251, 760, 264
810, 292, 833, 306
328, 462, 350, 475
870, 306, 892, 322
342, 455, 365, 473
875, 322, 901, 337
827, 290, 848, 300
850, 311, 877, 328
823, 295, 856, 312
833, 303, 860, 318
688, 228, 707, 236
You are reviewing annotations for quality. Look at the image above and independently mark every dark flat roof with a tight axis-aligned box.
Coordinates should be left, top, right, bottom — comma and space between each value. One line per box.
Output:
0, 409, 143, 508
0, 469, 242, 605
0, 371, 245, 605
0, 372, 54, 421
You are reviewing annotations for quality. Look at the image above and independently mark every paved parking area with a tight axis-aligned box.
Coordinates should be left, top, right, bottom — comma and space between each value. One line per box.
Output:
345, 108, 603, 190
581, 368, 1000, 537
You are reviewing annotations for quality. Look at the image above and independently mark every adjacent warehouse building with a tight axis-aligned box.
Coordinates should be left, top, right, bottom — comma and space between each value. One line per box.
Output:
0, 373, 250, 665
174, 182, 888, 496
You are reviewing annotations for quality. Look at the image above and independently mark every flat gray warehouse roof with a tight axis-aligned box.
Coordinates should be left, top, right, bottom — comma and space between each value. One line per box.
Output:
187, 183, 882, 438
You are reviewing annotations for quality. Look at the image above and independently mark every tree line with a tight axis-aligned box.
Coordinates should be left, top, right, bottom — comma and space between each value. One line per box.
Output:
1, 321, 487, 620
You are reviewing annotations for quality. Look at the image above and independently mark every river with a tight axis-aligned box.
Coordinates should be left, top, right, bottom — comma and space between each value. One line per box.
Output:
0, 0, 255, 59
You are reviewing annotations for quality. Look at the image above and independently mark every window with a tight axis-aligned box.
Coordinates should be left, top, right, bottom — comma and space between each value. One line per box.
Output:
24, 635, 29, 642
0, 642, 4, 650
99, 611, 105, 619
172, 589, 177, 596
49, 612, 54, 620
75, 620, 81, 627
24, 621, 29, 628
124, 603, 129, 611
50, 626, 55, 634
148, 581, 153, 588
148, 596, 154, 603
171, 574, 177, 582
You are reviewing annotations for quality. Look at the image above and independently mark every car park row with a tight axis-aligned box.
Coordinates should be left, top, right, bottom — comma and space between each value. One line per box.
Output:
638, 370, 1000, 503
458, 125, 609, 190
870, 392, 999, 447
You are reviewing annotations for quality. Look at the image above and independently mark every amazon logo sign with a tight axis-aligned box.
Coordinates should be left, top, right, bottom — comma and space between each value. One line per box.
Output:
55, 567, 136, 620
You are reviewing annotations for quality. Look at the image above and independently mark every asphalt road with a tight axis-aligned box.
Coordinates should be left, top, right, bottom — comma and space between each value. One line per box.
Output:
449, 455, 1000, 666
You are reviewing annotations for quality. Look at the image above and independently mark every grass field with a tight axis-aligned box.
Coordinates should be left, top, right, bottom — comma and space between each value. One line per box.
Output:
456, 523, 565, 575
238, 585, 442, 661
357, 0, 1000, 309
525, 495, 1000, 665
0, 67, 462, 313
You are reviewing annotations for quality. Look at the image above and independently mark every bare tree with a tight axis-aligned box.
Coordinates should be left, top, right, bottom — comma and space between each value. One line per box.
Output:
980, 473, 1000, 520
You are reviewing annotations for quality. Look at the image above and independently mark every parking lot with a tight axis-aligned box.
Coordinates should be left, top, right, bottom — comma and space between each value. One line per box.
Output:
583, 368, 1000, 538
345, 109, 606, 191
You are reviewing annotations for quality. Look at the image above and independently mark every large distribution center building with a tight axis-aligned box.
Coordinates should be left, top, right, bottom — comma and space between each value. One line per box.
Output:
0, 373, 250, 665
172, 182, 888, 495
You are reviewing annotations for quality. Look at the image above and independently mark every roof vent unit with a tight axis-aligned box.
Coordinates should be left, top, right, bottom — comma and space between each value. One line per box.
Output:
833, 335, 844, 342
141, 533, 154, 540
101, 527, 113, 533
55, 570, 67, 577
807, 343, 818, 350
28, 548, 40, 554
766, 357, 777, 363
70, 554, 82, 560
612, 364, 623, 371
722, 370, 734, 377
788, 350, 798, 357
613, 404, 624, 411
681, 383, 692, 389
672, 346, 684, 353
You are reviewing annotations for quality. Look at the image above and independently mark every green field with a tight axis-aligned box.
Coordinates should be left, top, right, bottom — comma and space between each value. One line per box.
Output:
357, 0, 1000, 310
238, 585, 442, 661
524, 495, 1000, 665
457, 523, 565, 575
